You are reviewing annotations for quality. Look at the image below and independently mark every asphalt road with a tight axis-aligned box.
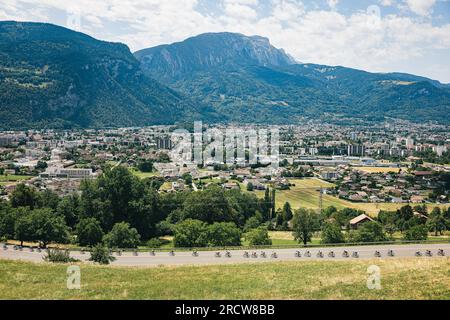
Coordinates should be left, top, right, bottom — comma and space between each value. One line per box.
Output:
1, 243, 448, 267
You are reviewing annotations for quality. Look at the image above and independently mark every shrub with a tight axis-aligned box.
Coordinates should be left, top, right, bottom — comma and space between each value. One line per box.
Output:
146, 238, 163, 248
245, 227, 272, 246
43, 249, 79, 263
88, 244, 116, 265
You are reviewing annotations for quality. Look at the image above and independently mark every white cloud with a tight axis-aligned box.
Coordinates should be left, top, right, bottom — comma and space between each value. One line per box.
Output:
271, 0, 305, 21
379, 0, 395, 6
1, 0, 450, 82
404, 0, 436, 16
327, 0, 339, 10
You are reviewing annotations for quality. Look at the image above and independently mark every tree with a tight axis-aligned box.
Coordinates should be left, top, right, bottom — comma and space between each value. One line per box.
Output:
181, 186, 234, 224
243, 216, 261, 232
321, 222, 345, 244
14, 211, 34, 246
0, 206, 16, 240
207, 222, 242, 247
262, 188, 271, 221
182, 173, 193, 186
103, 222, 141, 249
30, 209, 69, 247
404, 225, 428, 241
137, 160, 153, 173
56, 195, 81, 228
246, 182, 254, 192
282, 202, 293, 223
36, 161, 48, 171
40, 189, 59, 210
350, 222, 386, 243
427, 207, 446, 236
89, 244, 116, 265
245, 227, 272, 246
292, 209, 315, 245
76, 218, 104, 247
173, 219, 208, 248
271, 189, 276, 220
397, 205, 414, 221
10, 184, 41, 209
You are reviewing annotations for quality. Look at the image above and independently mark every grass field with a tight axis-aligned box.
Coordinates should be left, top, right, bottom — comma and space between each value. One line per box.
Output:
253, 178, 449, 216
0, 175, 33, 182
0, 258, 448, 300
353, 167, 406, 174
129, 168, 160, 179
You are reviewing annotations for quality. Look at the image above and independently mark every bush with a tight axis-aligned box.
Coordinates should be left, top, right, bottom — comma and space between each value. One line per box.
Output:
103, 222, 141, 249
88, 244, 116, 265
155, 220, 173, 236
146, 238, 163, 248
43, 249, 79, 263
245, 227, 272, 246
243, 216, 261, 233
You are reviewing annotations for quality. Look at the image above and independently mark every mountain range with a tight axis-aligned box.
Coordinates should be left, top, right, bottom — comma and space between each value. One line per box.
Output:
0, 21, 449, 129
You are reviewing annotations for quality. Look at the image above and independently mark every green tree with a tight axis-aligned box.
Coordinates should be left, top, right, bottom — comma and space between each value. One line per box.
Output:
282, 202, 293, 222
0, 206, 16, 240
182, 173, 193, 186
292, 208, 315, 245
271, 189, 276, 220
40, 189, 60, 210
404, 225, 428, 241
56, 195, 81, 228
246, 182, 254, 192
173, 219, 208, 248
103, 222, 141, 249
137, 160, 153, 173
243, 216, 261, 232
30, 209, 69, 247
76, 218, 104, 247
10, 184, 41, 209
426, 207, 446, 236
14, 211, 34, 246
181, 186, 234, 224
207, 222, 242, 247
397, 205, 414, 221
245, 227, 272, 246
321, 222, 345, 244
350, 222, 387, 243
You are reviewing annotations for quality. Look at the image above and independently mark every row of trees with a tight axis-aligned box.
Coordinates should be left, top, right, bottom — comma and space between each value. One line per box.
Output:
0, 166, 449, 249
0, 167, 278, 248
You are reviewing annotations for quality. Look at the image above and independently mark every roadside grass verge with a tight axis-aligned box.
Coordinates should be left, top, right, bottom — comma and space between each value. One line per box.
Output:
0, 258, 448, 300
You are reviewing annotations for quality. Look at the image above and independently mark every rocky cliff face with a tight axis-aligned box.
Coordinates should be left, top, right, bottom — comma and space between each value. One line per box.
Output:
135, 32, 296, 80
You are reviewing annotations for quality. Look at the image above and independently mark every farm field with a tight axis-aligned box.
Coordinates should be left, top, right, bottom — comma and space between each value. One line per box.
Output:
129, 168, 160, 179
0, 175, 33, 186
0, 258, 448, 300
253, 178, 449, 216
353, 167, 406, 173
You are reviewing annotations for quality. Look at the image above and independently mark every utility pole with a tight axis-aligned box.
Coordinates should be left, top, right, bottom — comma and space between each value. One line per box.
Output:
319, 188, 323, 214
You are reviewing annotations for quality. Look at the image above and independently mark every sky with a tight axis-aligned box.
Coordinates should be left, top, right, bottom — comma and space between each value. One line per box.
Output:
1, 0, 450, 83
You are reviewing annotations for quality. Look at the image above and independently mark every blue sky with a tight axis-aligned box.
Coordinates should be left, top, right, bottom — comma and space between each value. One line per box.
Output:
1, 0, 450, 83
